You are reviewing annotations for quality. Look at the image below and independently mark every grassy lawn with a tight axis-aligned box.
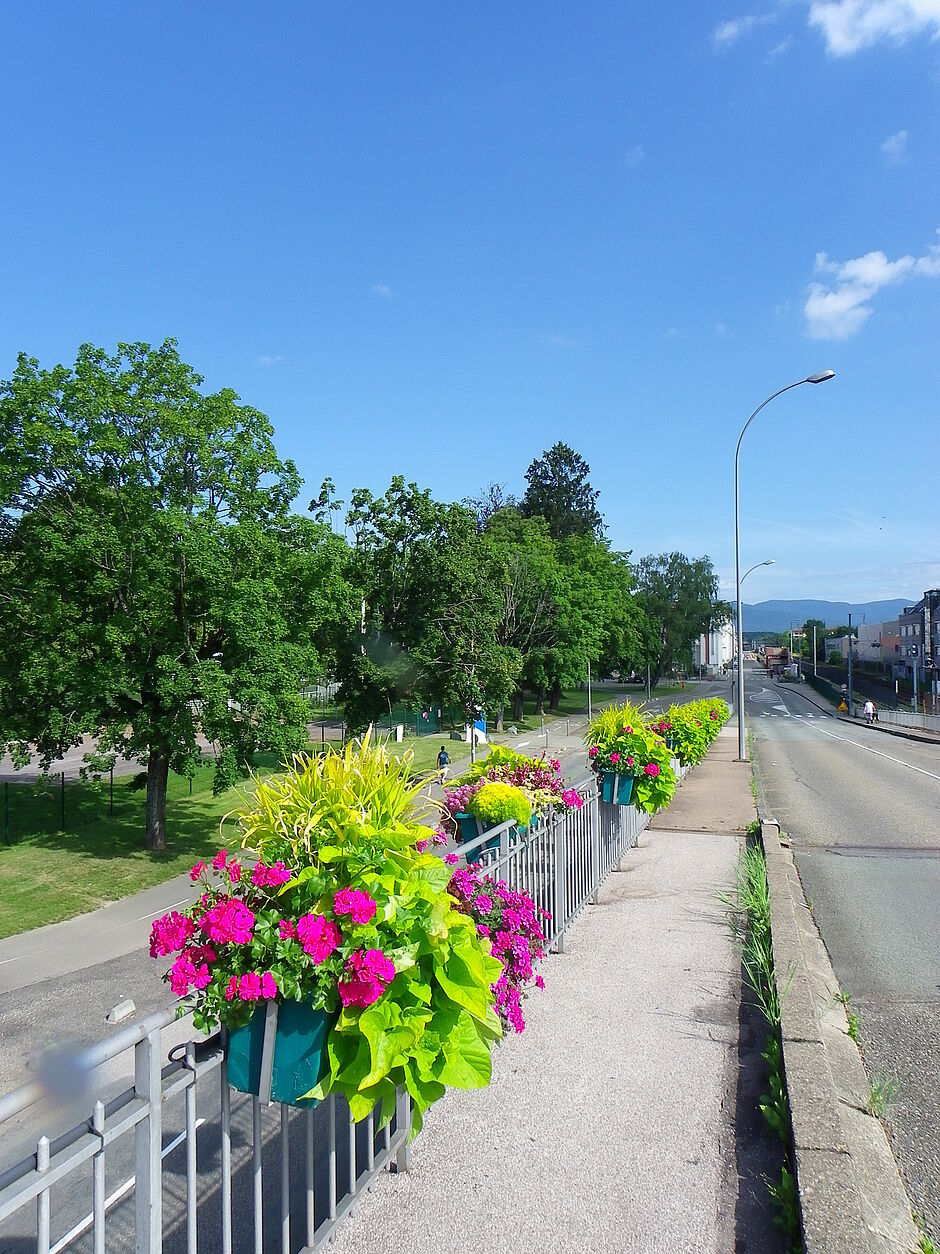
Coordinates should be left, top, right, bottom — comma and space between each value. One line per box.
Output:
0, 759, 281, 939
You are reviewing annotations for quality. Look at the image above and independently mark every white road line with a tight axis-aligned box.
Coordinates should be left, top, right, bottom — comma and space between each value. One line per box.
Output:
132, 898, 189, 925
807, 721, 940, 782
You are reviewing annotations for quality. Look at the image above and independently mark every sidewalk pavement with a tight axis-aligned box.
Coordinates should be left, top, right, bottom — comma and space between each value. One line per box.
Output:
329, 725, 769, 1254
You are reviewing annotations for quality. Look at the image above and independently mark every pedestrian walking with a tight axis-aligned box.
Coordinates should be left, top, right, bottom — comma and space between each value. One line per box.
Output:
863, 698, 874, 725
436, 744, 450, 780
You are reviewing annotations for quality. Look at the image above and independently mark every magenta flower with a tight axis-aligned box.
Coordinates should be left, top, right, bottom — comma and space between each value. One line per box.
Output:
444, 852, 459, 865
562, 789, 583, 809
201, 899, 255, 946
212, 849, 228, 871
252, 861, 291, 888
610, 752, 621, 764
588, 745, 599, 758
644, 763, 660, 777
238, 972, 262, 1002
260, 972, 277, 999
189, 861, 205, 882
333, 888, 378, 926
278, 918, 297, 941
337, 948, 396, 1008
432, 831, 448, 846
228, 862, 241, 884
474, 893, 493, 914
150, 911, 195, 958
224, 975, 238, 1001
415, 838, 429, 853
296, 913, 341, 963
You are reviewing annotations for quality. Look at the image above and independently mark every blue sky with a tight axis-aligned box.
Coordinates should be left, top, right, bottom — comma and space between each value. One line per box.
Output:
1, 1, 938, 604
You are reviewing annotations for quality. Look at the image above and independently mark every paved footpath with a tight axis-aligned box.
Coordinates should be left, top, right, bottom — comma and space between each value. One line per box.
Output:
329, 726, 776, 1254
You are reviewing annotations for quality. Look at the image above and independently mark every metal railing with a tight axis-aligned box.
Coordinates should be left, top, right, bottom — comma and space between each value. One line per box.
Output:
0, 772, 683, 1253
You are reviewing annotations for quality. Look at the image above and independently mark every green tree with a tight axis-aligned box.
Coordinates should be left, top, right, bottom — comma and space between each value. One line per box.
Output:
340, 478, 517, 729
519, 442, 604, 540
0, 340, 351, 849
635, 553, 728, 686
800, 618, 826, 659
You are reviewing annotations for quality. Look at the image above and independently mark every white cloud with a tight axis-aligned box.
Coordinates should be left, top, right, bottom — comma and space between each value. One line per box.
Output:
624, 144, 645, 166
768, 35, 795, 56
256, 354, 284, 366
880, 128, 909, 163
371, 283, 393, 299
803, 232, 940, 338
809, 0, 940, 55
541, 332, 581, 349
713, 13, 777, 46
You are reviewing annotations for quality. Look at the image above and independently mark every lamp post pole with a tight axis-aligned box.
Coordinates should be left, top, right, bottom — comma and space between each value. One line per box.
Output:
735, 370, 835, 760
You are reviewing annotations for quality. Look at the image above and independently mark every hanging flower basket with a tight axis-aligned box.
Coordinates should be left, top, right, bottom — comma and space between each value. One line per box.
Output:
227, 1000, 334, 1106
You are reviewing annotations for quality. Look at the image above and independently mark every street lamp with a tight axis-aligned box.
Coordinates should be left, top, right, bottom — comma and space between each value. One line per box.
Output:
733, 560, 774, 689
734, 371, 834, 760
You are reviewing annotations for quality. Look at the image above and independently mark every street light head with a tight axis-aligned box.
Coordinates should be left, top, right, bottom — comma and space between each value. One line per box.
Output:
762, 559, 775, 567
806, 369, 835, 384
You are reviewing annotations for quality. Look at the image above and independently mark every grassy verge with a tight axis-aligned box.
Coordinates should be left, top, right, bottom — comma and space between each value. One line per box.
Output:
721, 843, 801, 1251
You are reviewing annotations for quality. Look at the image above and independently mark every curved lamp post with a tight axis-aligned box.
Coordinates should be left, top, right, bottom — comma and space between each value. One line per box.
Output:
733, 559, 774, 688
735, 371, 834, 760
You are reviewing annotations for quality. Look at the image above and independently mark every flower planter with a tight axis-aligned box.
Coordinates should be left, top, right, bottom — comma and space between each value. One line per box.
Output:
665, 737, 676, 750
599, 770, 634, 806
227, 1000, 333, 1106
455, 812, 501, 863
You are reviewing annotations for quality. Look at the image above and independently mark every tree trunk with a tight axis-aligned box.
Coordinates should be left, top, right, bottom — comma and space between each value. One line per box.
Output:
535, 686, 545, 715
512, 690, 524, 722
146, 746, 170, 851
549, 677, 562, 712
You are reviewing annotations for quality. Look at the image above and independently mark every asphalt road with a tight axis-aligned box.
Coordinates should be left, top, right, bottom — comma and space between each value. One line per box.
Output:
747, 668, 940, 1242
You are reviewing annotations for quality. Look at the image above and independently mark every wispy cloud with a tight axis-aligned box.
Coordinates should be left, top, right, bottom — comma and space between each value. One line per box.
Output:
880, 128, 909, 164
809, 0, 940, 55
624, 144, 645, 167
540, 332, 582, 350
371, 283, 393, 299
257, 354, 284, 366
713, 12, 777, 47
803, 231, 940, 338
767, 35, 794, 57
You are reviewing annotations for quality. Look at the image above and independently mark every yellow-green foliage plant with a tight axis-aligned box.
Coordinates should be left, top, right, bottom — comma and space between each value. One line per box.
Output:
586, 701, 677, 813
235, 733, 503, 1134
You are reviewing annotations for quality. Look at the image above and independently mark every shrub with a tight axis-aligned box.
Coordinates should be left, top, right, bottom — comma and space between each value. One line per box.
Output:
467, 781, 532, 828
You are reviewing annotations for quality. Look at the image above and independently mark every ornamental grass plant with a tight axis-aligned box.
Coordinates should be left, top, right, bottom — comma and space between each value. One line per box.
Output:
586, 701, 676, 813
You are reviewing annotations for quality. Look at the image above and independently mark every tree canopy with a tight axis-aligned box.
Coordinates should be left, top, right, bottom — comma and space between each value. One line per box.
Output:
518, 442, 603, 540
0, 340, 351, 848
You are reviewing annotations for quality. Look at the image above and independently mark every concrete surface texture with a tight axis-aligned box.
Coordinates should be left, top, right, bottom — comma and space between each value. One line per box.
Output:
328, 751, 761, 1253
650, 725, 755, 833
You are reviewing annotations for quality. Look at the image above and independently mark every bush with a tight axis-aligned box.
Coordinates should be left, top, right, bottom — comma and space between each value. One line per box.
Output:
467, 781, 532, 828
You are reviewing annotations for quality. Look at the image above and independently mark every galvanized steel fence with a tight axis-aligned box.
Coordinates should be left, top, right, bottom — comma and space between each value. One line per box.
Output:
0, 769, 683, 1254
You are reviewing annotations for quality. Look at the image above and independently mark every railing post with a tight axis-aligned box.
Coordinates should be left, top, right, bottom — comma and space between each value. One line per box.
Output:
552, 808, 567, 953
134, 1028, 163, 1254
590, 787, 601, 903
394, 1089, 412, 1172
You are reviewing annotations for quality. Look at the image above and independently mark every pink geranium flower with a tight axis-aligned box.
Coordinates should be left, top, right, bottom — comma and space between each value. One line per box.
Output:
296, 913, 341, 963
212, 849, 228, 871
149, 911, 195, 958
333, 888, 378, 926
200, 899, 255, 945
189, 861, 205, 882
337, 948, 396, 1008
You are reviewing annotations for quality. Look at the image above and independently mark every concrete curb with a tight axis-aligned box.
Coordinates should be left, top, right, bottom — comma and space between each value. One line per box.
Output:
759, 815, 920, 1253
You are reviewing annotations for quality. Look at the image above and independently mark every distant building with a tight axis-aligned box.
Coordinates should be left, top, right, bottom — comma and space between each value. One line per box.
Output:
879, 619, 900, 670
823, 635, 854, 661
694, 621, 734, 674
857, 623, 882, 665
898, 590, 940, 683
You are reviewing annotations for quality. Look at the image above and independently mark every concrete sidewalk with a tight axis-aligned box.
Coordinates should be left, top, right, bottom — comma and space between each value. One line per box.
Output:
329, 726, 768, 1254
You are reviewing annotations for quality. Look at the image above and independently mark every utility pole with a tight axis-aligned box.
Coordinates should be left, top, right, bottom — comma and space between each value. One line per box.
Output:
847, 612, 853, 715
813, 624, 817, 677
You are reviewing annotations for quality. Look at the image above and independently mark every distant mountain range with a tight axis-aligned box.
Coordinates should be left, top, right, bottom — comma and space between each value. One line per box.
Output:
742, 598, 912, 632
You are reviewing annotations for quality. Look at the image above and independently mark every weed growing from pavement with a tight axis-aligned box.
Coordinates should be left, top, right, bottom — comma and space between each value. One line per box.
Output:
846, 1012, 861, 1043
866, 1072, 900, 1119
720, 842, 801, 1250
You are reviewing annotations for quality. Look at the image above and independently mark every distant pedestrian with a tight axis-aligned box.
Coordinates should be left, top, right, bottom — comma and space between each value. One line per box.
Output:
863, 698, 874, 725
437, 745, 450, 779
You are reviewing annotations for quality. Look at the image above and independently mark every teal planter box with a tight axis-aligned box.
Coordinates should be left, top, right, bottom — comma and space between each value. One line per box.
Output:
600, 771, 634, 806
227, 1001, 332, 1106
665, 737, 676, 750
455, 812, 501, 864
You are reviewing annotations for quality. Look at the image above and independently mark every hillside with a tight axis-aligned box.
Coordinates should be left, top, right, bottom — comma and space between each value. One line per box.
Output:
742, 598, 911, 632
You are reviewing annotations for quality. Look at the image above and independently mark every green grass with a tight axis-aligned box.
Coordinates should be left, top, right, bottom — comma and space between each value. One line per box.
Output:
866, 1072, 900, 1119
0, 757, 300, 939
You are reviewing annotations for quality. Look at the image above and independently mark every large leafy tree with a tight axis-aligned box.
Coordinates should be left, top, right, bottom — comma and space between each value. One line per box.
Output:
635, 553, 729, 686
518, 442, 603, 540
0, 340, 351, 849
339, 477, 517, 729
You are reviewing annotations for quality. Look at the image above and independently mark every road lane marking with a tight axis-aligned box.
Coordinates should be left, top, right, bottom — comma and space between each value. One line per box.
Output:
807, 721, 940, 782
